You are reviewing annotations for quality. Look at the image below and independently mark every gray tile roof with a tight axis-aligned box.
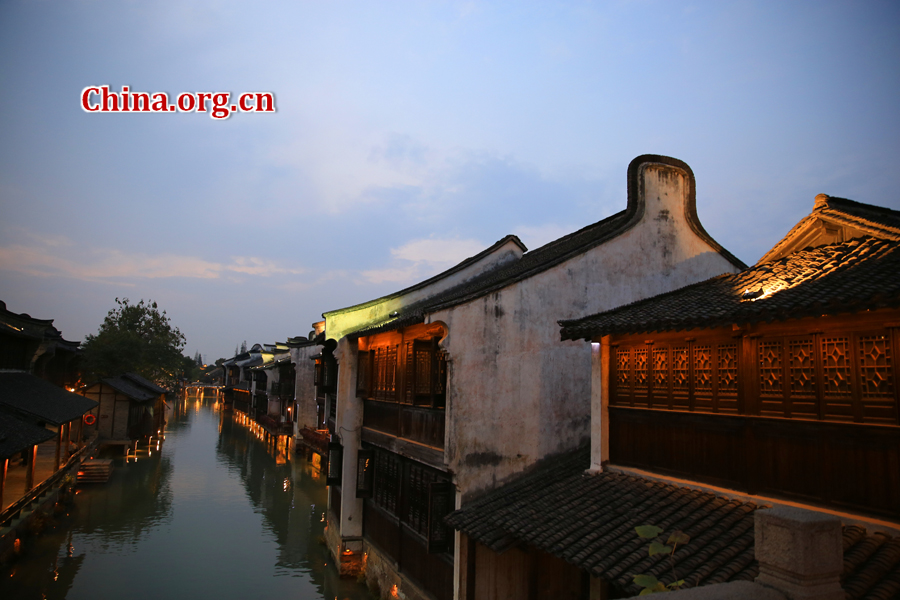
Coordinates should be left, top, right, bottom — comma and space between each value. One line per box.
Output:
446, 448, 759, 596
842, 526, 900, 600
0, 372, 97, 425
761, 196, 900, 264
818, 196, 900, 234
0, 411, 55, 458
560, 236, 900, 341
98, 373, 166, 402
121, 372, 168, 394
446, 447, 900, 599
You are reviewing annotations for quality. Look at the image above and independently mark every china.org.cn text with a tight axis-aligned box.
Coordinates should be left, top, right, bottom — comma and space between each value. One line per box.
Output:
81, 86, 276, 120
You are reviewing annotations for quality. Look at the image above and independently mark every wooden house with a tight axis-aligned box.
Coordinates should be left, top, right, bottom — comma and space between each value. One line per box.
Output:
446, 195, 900, 599
0, 300, 80, 388
249, 349, 295, 436
0, 372, 97, 508
320, 155, 745, 600
80, 373, 167, 445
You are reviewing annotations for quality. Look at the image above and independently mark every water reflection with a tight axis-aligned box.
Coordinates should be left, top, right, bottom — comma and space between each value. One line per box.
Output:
0, 396, 368, 600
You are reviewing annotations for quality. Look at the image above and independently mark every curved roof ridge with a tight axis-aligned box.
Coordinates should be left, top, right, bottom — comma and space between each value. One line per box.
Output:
324, 234, 527, 317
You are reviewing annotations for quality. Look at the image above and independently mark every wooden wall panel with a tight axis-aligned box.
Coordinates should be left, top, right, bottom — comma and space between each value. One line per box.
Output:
610, 407, 900, 519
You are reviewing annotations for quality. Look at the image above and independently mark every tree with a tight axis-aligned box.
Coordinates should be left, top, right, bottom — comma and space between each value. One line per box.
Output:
81, 298, 187, 388
240, 340, 247, 353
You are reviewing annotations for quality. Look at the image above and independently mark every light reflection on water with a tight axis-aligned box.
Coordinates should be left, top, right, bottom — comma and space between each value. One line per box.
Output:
0, 396, 369, 600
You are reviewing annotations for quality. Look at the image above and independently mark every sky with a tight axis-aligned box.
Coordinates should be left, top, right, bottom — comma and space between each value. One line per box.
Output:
1, 0, 898, 362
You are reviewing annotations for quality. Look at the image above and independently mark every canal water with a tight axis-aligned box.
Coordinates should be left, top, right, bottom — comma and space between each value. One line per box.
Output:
0, 395, 370, 600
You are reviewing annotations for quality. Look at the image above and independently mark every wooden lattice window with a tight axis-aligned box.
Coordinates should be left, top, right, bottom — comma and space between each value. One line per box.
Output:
788, 339, 816, 397
652, 347, 668, 388
822, 337, 852, 396
718, 344, 738, 392
372, 345, 398, 401
634, 348, 648, 391
373, 450, 401, 515
360, 336, 446, 407
408, 338, 446, 408
860, 335, 893, 396
759, 341, 783, 395
405, 462, 437, 536
613, 339, 740, 414
616, 348, 630, 388
366, 446, 453, 554
613, 326, 898, 425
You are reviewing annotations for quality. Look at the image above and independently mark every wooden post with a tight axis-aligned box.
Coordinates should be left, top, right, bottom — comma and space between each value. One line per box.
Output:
64, 422, 71, 457
55, 425, 63, 471
26, 445, 37, 491
0, 458, 8, 510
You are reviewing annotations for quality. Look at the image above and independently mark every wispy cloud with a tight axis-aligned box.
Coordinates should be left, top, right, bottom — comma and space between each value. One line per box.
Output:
362, 237, 485, 285
0, 232, 304, 282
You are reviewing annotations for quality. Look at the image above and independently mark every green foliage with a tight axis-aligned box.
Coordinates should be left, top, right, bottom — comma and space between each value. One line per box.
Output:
648, 541, 672, 556
631, 526, 691, 594
636, 525, 664, 539
81, 298, 186, 388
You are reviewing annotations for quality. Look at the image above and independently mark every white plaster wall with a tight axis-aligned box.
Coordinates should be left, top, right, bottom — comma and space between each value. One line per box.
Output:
434, 162, 742, 499
291, 343, 319, 433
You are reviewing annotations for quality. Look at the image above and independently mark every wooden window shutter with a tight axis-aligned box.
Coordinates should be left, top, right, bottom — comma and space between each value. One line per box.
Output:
434, 339, 447, 409
373, 347, 385, 400
326, 440, 343, 485
402, 341, 415, 404
386, 345, 398, 400
412, 340, 432, 406
324, 354, 338, 392
356, 449, 374, 498
427, 481, 454, 554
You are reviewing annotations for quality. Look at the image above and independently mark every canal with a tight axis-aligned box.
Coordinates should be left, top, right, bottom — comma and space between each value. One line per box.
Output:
0, 395, 370, 600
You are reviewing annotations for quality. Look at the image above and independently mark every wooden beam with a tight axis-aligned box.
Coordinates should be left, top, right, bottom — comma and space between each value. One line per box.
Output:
0, 458, 7, 510
55, 425, 62, 471
26, 445, 36, 491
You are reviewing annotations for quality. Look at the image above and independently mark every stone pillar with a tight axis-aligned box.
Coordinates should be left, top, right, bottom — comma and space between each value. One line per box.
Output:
589, 336, 611, 472
333, 336, 365, 575
754, 506, 844, 600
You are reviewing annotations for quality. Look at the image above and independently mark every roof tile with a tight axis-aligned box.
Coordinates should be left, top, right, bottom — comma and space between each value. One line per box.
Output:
447, 448, 900, 598
560, 236, 900, 340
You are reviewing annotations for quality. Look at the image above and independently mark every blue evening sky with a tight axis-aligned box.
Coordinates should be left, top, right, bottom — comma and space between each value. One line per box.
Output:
1, 1, 898, 361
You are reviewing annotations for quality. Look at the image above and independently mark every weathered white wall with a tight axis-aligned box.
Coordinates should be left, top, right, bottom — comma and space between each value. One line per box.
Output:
291, 342, 319, 434
434, 161, 742, 499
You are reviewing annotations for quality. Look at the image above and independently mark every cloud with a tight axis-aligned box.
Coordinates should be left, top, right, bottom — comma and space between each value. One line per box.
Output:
362, 237, 485, 285
0, 232, 304, 282
226, 256, 305, 277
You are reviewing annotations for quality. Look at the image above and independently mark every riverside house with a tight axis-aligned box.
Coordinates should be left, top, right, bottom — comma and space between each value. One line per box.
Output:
320, 155, 746, 600
446, 194, 900, 599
